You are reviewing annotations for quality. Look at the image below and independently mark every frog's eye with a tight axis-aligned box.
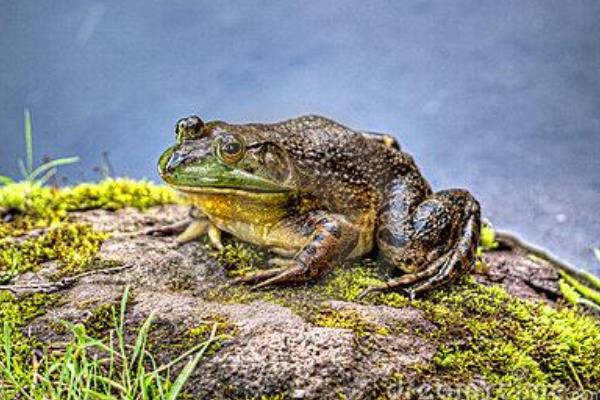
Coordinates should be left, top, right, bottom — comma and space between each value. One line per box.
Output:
215, 134, 245, 164
175, 115, 204, 142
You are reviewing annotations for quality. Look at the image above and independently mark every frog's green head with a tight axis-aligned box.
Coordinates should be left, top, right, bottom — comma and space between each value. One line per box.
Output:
158, 115, 298, 194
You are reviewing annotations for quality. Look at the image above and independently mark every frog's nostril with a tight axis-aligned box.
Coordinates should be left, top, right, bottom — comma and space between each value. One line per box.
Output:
165, 152, 184, 172
176, 115, 204, 139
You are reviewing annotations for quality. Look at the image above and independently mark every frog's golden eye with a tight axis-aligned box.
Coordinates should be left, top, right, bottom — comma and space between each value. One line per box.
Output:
216, 134, 245, 164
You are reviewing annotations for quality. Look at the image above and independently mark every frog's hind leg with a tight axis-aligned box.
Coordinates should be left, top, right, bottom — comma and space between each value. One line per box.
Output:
365, 188, 480, 299
232, 213, 359, 290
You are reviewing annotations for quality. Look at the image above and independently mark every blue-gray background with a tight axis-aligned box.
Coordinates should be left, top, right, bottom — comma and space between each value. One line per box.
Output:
1, 1, 599, 274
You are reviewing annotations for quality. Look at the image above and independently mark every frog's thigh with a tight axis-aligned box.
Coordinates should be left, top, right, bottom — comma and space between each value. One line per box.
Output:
376, 189, 480, 296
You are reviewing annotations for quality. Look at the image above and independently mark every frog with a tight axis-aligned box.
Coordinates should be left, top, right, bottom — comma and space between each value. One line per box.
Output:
157, 114, 481, 299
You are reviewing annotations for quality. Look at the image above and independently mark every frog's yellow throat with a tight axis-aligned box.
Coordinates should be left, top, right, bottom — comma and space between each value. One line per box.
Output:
178, 187, 292, 227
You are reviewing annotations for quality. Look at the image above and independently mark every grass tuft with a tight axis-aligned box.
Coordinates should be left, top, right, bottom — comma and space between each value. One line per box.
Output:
0, 288, 221, 400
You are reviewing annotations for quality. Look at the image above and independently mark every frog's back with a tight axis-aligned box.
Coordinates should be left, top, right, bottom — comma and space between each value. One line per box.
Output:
263, 115, 418, 212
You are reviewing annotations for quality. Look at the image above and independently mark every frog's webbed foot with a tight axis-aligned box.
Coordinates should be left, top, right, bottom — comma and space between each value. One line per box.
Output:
370, 188, 481, 299
232, 214, 358, 290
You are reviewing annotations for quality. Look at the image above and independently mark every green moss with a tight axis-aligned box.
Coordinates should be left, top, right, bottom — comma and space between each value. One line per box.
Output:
0, 291, 57, 327
0, 222, 107, 282
58, 178, 178, 212
214, 242, 265, 278
82, 302, 117, 339
0, 179, 178, 236
480, 222, 499, 251
0, 291, 58, 380
0, 179, 178, 282
145, 313, 238, 359
310, 306, 390, 337
318, 260, 384, 302
385, 277, 600, 395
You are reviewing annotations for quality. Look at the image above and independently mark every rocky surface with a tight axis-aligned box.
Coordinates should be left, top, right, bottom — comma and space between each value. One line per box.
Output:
9, 205, 587, 399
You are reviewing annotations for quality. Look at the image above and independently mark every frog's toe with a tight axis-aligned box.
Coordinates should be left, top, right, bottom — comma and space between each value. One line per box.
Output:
175, 219, 209, 244
358, 284, 416, 300
405, 246, 474, 297
357, 285, 385, 300
267, 258, 295, 268
231, 267, 286, 287
250, 264, 307, 290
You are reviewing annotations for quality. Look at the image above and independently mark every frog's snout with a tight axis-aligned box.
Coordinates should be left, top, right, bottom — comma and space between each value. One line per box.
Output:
176, 115, 204, 139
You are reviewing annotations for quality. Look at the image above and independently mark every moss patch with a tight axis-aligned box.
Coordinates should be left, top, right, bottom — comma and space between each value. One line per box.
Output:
393, 277, 600, 395
0, 179, 178, 239
0, 179, 178, 283
0, 291, 58, 380
0, 223, 108, 282
310, 306, 390, 337
214, 242, 265, 278
145, 313, 238, 360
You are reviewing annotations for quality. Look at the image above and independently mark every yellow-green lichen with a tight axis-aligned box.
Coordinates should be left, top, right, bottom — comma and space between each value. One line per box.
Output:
215, 242, 265, 278
318, 260, 384, 302
0, 179, 178, 239
0, 223, 107, 282
0, 179, 179, 282
399, 277, 600, 395
0, 291, 57, 327
0, 291, 58, 379
310, 306, 390, 337
145, 313, 238, 359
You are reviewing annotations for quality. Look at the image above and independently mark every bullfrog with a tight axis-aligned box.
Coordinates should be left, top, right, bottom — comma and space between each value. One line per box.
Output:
158, 115, 481, 299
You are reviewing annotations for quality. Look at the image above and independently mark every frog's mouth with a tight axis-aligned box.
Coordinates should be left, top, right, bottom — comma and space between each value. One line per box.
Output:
159, 160, 293, 195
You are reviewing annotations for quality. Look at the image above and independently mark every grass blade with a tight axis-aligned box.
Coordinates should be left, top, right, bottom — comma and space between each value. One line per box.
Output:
35, 168, 57, 187
17, 158, 28, 180
594, 248, 600, 264
560, 271, 600, 304
131, 312, 155, 371
0, 175, 14, 185
24, 109, 33, 174
165, 351, 203, 400
28, 156, 79, 182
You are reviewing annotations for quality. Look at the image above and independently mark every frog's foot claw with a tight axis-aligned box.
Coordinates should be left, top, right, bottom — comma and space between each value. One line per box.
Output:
369, 246, 474, 299
230, 260, 310, 291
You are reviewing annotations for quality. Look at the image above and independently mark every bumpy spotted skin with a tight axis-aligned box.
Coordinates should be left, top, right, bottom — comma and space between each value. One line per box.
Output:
158, 115, 482, 297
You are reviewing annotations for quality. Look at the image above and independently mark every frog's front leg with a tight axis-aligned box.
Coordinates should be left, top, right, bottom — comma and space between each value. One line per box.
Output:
233, 213, 359, 289
168, 207, 223, 249
362, 178, 480, 299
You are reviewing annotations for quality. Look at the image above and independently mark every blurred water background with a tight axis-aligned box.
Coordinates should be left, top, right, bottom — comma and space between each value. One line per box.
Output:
1, 1, 599, 274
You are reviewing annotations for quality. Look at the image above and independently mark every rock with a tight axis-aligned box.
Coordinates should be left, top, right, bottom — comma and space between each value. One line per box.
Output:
11, 205, 598, 399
